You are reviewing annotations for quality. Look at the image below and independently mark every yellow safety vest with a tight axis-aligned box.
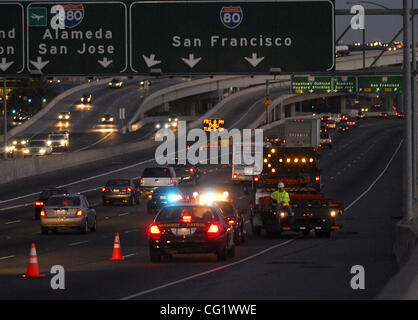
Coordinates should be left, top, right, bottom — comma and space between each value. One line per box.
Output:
270, 190, 290, 206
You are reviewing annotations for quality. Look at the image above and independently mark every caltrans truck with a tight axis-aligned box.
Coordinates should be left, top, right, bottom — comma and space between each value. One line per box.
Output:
250, 118, 343, 237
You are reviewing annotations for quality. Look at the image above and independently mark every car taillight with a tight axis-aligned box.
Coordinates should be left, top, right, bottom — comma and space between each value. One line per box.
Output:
149, 225, 161, 239
254, 176, 259, 182
190, 168, 194, 173
228, 218, 235, 225
233, 174, 237, 179
315, 176, 320, 182
182, 215, 192, 223
170, 178, 173, 184
147, 194, 153, 200
207, 224, 220, 237
124, 187, 132, 192
140, 178, 143, 185
40, 210, 46, 217
76, 210, 83, 217
35, 201, 44, 207
102, 187, 109, 192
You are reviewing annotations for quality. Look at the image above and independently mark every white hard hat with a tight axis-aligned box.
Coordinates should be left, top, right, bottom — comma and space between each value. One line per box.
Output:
278, 182, 284, 188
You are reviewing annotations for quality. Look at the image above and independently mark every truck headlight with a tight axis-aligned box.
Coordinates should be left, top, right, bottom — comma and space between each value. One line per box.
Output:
24, 149, 29, 154
47, 140, 52, 146
39, 149, 46, 154
60, 140, 66, 145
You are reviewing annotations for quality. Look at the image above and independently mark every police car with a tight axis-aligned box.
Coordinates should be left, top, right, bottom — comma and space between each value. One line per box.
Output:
148, 202, 235, 262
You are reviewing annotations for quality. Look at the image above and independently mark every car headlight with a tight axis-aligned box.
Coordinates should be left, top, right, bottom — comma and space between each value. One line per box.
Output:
60, 140, 66, 145
164, 124, 169, 129
108, 82, 112, 86
47, 140, 52, 146
155, 124, 160, 129
65, 115, 70, 119
22, 140, 27, 145
39, 149, 46, 154
24, 149, 29, 153
12, 140, 17, 145
101, 118, 106, 122
58, 115, 63, 119
110, 117, 114, 122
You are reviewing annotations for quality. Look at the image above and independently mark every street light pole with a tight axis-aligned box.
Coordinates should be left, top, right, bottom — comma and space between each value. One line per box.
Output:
412, 1, 417, 200
3, 79, 7, 160
403, 0, 413, 223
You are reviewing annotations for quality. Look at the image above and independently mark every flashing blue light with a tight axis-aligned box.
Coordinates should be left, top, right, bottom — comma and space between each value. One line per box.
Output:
28, 98, 32, 103
42, 98, 47, 103
168, 194, 178, 202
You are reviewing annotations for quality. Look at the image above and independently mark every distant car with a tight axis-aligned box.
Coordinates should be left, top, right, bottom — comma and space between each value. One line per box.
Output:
346, 118, 357, 127
339, 113, 349, 121
139, 80, 151, 87
40, 194, 97, 234
47, 132, 69, 152
320, 132, 333, 148
338, 123, 350, 132
325, 120, 337, 129
147, 203, 235, 262
356, 112, 366, 120
23, 140, 53, 157
380, 112, 389, 118
11, 136, 29, 149
139, 166, 178, 198
174, 164, 200, 185
102, 179, 140, 206
146, 186, 184, 214
58, 111, 71, 121
396, 112, 406, 119
100, 114, 114, 124
213, 200, 246, 245
35, 188, 70, 220
80, 93, 92, 104
12, 114, 30, 126
2, 144, 15, 158
108, 78, 123, 88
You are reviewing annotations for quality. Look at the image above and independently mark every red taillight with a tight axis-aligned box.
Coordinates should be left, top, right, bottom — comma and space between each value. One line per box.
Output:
170, 178, 173, 184
76, 210, 83, 217
207, 224, 220, 237
182, 215, 192, 223
102, 187, 109, 192
140, 178, 143, 185
40, 210, 46, 217
35, 201, 44, 207
228, 219, 235, 225
190, 168, 194, 173
233, 174, 237, 179
147, 194, 153, 200
254, 176, 259, 182
315, 176, 320, 182
124, 187, 132, 192
149, 225, 161, 238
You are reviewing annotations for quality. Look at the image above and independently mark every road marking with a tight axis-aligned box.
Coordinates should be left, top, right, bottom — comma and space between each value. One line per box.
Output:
74, 132, 113, 152
345, 139, 403, 212
5, 220, 21, 225
69, 240, 89, 246
118, 213, 129, 216
0, 193, 39, 205
0, 255, 15, 261
229, 99, 261, 129
124, 229, 138, 234
123, 253, 137, 258
121, 238, 296, 300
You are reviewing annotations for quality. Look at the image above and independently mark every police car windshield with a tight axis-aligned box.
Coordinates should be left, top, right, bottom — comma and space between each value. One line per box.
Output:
156, 206, 219, 222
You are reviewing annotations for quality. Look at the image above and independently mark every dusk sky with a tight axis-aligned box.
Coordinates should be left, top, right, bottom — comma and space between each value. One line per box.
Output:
335, 0, 418, 44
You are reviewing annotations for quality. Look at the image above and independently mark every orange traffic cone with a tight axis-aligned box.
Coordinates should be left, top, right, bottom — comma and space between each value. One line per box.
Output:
22, 243, 45, 278
110, 232, 125, 260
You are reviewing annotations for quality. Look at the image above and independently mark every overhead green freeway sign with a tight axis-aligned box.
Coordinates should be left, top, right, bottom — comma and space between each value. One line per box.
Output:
357, 76, 404, 93
0, 3, 24, 75
130, 1, 335, 74
27, 2, 128, 75
291, 76, 333, 94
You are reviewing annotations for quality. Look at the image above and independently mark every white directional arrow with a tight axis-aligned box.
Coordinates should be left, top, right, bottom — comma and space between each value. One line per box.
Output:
30, 56, 49, 71
181, 54, 202, 68
98, 57, 112, 68
244, 53, 264, 67
142, 54, 161, 68
0, 58, 14, 72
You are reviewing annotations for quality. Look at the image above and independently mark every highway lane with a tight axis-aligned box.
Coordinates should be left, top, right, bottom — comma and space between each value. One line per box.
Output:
0, 117, 404, 299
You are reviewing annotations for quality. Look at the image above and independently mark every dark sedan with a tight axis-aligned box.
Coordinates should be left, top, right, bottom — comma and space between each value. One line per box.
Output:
148, 203, 235, 262
102, 179, 140, 206
213, 200, 246, 245
35, 188, 70, 220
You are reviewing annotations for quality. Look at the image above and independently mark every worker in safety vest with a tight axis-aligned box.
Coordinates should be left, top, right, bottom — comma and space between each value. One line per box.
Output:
270, 182, 290, 207
270, 182, 293, 222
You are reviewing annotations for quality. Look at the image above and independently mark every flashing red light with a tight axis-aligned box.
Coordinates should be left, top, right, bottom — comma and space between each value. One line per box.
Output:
207, 224, 220, 236
315, 176, 320, 182
124, 187, 132, 192
233, 174, 237, 179
76, 210, 83, 217
182, 215, 192, 223
149, 225, 161, 238
102, 187, 109, 192
170, 178, 173, 184
40, 210, 46, 217
254, 176, 259, 182
140, 178, 143, 185
35, 201, 44, 207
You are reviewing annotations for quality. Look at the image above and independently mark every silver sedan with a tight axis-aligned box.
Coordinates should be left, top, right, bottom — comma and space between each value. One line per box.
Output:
40, 194, 97, 234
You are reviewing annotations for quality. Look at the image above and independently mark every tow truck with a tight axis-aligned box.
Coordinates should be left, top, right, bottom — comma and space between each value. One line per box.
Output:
249, 118, 343, 238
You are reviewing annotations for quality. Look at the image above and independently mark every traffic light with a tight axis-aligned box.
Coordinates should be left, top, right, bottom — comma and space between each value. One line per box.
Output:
311, 105, 315, 109
28, 98, 32, 103
42, 98, 47, 103
12, 109, 16, 114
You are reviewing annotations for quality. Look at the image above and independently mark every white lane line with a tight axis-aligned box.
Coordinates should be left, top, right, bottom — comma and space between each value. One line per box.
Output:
121, 238, 296, 300
0, 192, 40, 204
229, 99, 261, 129
5, 220, 21, 225
0, 203, 32, 211
0, 255, 15, 261
74, 132, 113, 153
118, 213, 129, 216
345, 139, 403, 212
124, 229, 138, 234
69, 240, 89, 246
123, 253, 137, 258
